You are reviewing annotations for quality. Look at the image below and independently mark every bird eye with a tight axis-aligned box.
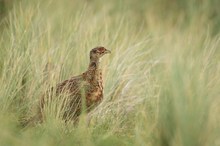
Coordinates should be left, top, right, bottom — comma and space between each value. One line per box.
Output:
99, 47, 104, 51
92, 50, 97, 53
98, 47, 105, 53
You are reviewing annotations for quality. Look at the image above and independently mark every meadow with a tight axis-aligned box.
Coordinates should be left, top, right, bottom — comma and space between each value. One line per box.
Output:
0, 0, 220, 146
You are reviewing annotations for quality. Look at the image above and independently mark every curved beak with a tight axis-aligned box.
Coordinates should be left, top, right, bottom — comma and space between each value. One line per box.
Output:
104, 49, 111, 54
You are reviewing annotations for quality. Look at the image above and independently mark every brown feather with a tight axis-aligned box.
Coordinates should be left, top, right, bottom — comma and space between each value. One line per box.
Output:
28, 46, 110, 125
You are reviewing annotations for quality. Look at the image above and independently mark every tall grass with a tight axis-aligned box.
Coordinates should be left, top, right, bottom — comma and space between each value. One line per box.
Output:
0, 0, 220, 146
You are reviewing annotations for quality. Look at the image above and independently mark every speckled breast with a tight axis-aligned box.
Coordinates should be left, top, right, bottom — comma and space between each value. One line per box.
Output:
86, 84, 103, 105
86, 79, 103, 109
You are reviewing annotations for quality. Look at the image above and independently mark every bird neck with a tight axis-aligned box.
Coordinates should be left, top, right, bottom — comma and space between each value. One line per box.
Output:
88, 58, 100, 70
86, 58, 102, 82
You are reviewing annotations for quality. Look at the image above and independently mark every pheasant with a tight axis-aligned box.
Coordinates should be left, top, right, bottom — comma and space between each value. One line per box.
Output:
33, 46, 111, 124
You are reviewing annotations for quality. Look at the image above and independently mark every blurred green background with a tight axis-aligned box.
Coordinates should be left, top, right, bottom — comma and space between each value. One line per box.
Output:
0, 0, 220, 146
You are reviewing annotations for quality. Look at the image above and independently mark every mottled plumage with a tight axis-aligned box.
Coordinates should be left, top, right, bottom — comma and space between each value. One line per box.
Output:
28, 46, 111, 124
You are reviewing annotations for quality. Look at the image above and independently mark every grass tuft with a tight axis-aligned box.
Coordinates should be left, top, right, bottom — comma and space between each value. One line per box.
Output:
0, 0, 220, 145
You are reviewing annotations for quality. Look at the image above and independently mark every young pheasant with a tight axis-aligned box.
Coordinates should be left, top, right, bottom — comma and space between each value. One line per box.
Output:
35, 46, 111, 123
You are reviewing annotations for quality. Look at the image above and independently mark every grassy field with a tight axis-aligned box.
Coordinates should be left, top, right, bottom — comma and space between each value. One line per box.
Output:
0, 0, 220, 146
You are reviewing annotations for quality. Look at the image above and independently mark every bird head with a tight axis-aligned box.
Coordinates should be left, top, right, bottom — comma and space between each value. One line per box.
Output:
90, 46, 111, 60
